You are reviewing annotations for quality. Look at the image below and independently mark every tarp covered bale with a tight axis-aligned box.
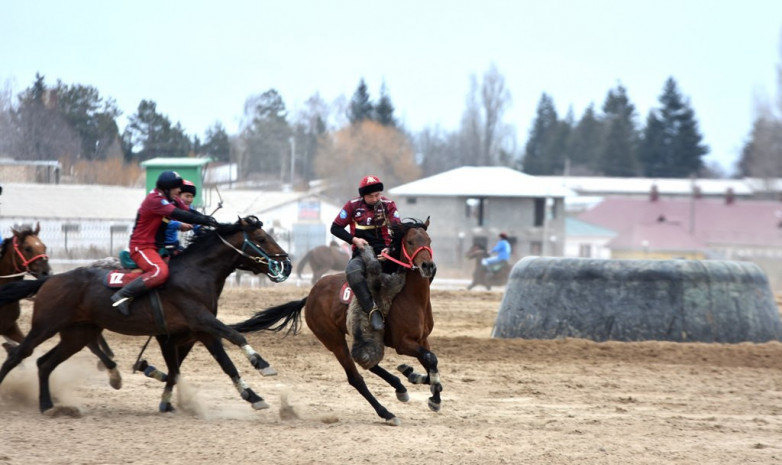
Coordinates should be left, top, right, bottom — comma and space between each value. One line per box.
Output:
492, 257, 782, 343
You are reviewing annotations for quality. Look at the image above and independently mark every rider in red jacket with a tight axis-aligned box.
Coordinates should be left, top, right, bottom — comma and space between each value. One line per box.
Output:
111, 170, 219, 315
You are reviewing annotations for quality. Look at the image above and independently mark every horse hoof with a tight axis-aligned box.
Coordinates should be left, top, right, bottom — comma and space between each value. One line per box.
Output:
396, 391, 410, 402
385, 416, 401, 426
252, 399, 270, 410
159, 402, 175, 413
259, 366, 278, 377
109, 369, 122, 390
428, 398, 441, 412
44, 405, 82, 418
96, 360, 107, 371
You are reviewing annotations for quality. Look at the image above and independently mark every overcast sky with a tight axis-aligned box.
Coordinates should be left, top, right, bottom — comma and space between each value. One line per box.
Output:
2, 0, 781, 174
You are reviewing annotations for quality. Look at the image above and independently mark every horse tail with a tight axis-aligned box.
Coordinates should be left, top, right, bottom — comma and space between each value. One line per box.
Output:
231, 298, 307, 336
296, 250, 312, 279
0, 277, 48, 306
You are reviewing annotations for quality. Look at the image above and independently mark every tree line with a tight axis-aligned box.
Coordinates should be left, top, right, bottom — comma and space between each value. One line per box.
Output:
0, 65, 776, 196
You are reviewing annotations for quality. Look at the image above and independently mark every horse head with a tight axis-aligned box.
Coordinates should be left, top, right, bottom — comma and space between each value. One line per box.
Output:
9, 222, 51, 278
387, 217, 436, 279
216, 216, 291, 283
465, 243, 488, 260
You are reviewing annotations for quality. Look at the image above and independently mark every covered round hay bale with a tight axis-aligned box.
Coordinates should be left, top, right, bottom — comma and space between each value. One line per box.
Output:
492, 257, 782, 343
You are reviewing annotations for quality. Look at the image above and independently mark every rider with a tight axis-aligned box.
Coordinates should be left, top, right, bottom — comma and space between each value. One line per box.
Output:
330, 175, 400, 331
163, 179, 200, 253
111, 171, 219, 316
482, 232, 512, 274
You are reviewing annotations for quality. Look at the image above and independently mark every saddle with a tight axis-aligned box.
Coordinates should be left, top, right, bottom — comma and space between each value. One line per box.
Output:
103, 247, 174, 289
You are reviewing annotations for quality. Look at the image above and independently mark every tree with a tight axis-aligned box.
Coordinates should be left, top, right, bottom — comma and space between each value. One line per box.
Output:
599, 84, 640, 176
374, 81, 396, 127
348, 79, 373, 124
52, 81, 121, 161
480, 63, 512, 166
292, 92, 330, 183
520, 93, 564, 174
237, 89, 291, 181
201, 122, 231, 162
122, 100, 191, 161
315, 120, 419, 199
564, 104, 605, 175
639, 77, 708, 177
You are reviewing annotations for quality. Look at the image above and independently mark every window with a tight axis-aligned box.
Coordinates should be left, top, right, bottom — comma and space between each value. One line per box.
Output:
578, 244, 592, 258
534, 198, 545, 226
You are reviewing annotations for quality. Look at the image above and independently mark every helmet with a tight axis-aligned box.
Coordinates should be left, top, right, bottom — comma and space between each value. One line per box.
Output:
499, 232, 509, 240
180, 179, 196, 196
358, 175, 384, 197
156, 171, 184, 191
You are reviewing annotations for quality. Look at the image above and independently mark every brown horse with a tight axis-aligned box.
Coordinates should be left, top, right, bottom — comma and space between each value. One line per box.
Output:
296, 242, 350, 284
232, 218, 441, 426
0, 216, 291, 415
465, 243, 511, 291
0, 224, 122, 389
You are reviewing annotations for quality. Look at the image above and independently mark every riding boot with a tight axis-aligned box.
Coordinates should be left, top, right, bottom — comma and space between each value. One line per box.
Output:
110, 278, 149, 316
349, 275, 384, 331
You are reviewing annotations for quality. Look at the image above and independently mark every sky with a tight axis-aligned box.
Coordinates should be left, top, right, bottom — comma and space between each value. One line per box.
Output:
2, 0, 782, 174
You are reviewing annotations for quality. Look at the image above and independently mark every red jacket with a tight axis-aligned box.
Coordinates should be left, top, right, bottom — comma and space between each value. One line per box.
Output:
129, 189, 188, 250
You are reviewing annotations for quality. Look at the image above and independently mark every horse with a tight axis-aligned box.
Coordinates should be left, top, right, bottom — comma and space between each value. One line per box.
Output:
231, 218, 441, 426
465, 243, 511, 291
0, 224, 122, 390
0, 215, 291, 416
296, 242, 350, 284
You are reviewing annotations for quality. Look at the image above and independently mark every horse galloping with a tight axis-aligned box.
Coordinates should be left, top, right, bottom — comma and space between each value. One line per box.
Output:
0, 216, 291, 415
232, 218, 441, 426
295, 243, 350, 285
465, 243, 511, 291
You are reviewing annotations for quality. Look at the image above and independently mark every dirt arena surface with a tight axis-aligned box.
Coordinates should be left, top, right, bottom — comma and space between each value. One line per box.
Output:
2, 285, 782, 464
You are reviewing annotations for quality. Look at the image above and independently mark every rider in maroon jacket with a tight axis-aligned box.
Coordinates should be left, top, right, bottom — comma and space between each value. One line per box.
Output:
111, 170, 219, 315
330, 175, 401, 331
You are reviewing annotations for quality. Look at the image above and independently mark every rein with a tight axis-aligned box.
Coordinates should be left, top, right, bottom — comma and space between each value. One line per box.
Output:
217, 231, 288, 280
381, 245, 433, 270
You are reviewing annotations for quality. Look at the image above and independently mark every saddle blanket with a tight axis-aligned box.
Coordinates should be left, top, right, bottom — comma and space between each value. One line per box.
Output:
339, 282, 354, 304
103, 269, 142, 288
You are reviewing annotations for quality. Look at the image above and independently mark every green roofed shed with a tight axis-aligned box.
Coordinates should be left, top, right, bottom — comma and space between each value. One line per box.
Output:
140, 157, 212, 208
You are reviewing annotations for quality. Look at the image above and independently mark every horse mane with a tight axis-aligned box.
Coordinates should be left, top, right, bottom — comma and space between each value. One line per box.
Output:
174, 216, 262, 260
386, 218, 427, 271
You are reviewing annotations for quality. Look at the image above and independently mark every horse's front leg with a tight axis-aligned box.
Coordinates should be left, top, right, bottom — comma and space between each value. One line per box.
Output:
397, 346, 442, 412
156, 336, 182, 413
197, 334, 270, 410
195, 313, 277, 377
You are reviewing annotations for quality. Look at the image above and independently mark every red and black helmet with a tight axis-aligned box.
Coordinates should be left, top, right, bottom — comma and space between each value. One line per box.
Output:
180, 180, 196, 196
358, 175, 384, 197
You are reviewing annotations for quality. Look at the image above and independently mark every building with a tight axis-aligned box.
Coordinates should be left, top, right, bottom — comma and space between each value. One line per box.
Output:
389, 166, 573, 269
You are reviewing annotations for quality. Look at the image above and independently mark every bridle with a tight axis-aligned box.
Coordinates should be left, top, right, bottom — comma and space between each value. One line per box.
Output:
217, 230, 289, 281
0, 235, 49, 278
381, 244, 433, 270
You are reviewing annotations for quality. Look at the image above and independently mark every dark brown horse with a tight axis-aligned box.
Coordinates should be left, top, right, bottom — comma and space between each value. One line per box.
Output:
0, 216, 291, 415
0, 224, 122, 389
232, 218, 441, 426
296, 242, 350, 284
465, 243, 511, 291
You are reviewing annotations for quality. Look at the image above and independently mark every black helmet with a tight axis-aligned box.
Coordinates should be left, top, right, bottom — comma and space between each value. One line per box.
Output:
180, 179, 196, 196
156, 171, 184, 191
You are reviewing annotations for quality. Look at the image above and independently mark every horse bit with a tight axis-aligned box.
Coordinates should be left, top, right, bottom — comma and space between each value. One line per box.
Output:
217, 231, 288, 281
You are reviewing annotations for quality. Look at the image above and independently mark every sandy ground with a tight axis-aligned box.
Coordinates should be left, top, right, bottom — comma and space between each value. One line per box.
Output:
1, 285, 782, 465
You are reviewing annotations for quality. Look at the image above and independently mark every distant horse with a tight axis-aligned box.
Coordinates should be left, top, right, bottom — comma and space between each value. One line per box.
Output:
465, 243, 511, 291
232, 218, 441, 426
0, 224, 122, 389
296, 243, 350, 284
0, 216, 291, 415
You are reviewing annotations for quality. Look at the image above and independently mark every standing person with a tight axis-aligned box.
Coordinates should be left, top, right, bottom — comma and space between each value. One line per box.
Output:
330, 175, 400, 331
482, 232, 512, 274
111, 171, 219, 316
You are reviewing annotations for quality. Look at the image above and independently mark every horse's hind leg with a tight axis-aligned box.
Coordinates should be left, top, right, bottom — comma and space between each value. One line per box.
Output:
36, 325, 98, 414
397, 347, 442, 412
198, 334, 270, 410
86, 338, 121, 390
156, 337, 184, 413
369, 365, 409, 402
0, 323, 56, 387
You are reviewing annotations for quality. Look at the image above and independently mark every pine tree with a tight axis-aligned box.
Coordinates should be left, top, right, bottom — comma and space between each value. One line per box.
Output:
565, 104, 604, 175
599, 84, 640, 177
348, 79, 373, 124
639, 77, 708, 177
374, 82, 396, 127
521, 93, 563, 174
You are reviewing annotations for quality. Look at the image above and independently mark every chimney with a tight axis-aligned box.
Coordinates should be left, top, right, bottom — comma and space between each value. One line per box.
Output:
649, 184, 659, 202
725, 187, 735, 205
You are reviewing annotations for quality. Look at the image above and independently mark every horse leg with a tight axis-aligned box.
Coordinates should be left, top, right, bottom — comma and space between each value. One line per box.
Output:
0, 323, 57, 387
369, 364, 409, 402
196, 333, 270, 410
36, 325, 99, 415
1, 322, 24, 354
86, 339, 122, 390
329, 339, 399, 425
155, 336, 183, 413
397, 346, 443, 413
190, 312, 277, 377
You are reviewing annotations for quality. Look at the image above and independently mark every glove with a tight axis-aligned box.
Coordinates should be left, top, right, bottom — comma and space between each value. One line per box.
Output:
206, 216, 220, 227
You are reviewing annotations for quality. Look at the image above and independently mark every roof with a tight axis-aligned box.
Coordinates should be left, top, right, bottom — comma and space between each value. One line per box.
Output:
537, 176, 753, 197
140, 157, 212, 168
389, 166, 574, 198
565, 217, 616, 237
608, 222, 708, 252
578, 197, 782, 247
0, 183, 335, 222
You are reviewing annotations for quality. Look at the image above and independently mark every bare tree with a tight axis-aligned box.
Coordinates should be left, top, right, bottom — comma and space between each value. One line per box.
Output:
481, 63, 512, 165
